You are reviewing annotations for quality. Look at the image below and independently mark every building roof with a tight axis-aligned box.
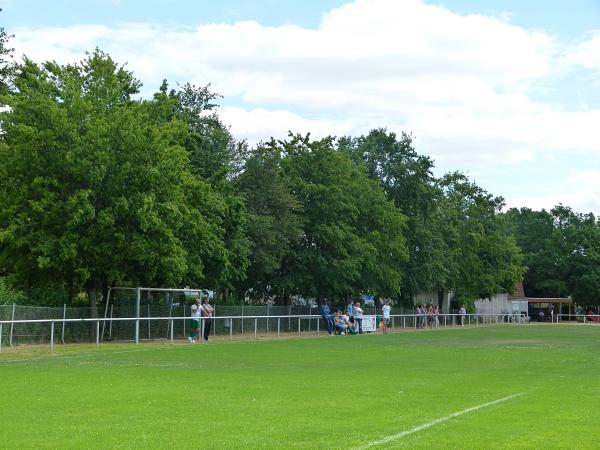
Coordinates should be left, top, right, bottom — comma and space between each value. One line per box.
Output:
509, 282, 526, 298
509, 282, 571, 303
527, 298, 572, 304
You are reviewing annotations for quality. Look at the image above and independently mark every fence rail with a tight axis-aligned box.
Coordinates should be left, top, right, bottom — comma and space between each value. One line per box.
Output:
0, 312, 536, 352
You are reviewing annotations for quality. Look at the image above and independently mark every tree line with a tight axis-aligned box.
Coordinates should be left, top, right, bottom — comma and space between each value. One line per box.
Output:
0, 44, 598, 308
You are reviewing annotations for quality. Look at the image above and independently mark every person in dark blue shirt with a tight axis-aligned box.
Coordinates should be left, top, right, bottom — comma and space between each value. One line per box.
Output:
320, 301, 334, 335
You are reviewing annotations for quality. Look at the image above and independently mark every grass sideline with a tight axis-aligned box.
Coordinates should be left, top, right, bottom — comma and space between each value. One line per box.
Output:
1, 325, 598, 449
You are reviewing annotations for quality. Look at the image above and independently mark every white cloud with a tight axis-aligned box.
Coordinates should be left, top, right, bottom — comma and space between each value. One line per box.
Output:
7, 0, 600, 213
507, 169, 600, 214
563, 31, 600, 73
220, 106, 361, 144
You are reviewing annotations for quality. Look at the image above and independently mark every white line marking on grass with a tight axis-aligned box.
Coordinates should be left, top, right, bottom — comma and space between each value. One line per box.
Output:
354, 392, 524, 450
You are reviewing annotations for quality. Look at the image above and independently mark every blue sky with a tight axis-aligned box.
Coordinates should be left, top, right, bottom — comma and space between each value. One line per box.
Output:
4, 0, 600, 34
3, 0, 600, 214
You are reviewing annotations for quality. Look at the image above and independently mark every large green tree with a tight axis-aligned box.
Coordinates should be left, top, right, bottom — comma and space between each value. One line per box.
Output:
277, 134, 408, 301
505, 207, 558, 297
339, 129, 449, 305
0, 51, 227, 307
0, 9, 13, 97
439, 172, 525, 302
151, 82, 251, 299
507, 206, 600, 304
233, 143, 304, 299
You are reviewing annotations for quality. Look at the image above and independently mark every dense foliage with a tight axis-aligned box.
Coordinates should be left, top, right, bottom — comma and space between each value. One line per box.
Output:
2, 44, 595, 308
506, 206, 600, 305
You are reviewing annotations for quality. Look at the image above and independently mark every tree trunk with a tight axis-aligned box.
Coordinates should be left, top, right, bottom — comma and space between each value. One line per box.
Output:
88, 288, 98, 319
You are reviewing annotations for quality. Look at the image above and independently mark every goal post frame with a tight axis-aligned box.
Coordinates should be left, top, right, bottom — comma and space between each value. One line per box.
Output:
102, 286, 204, 343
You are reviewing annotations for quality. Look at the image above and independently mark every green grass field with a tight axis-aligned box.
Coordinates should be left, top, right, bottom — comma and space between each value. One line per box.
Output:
1, 324, 598, 449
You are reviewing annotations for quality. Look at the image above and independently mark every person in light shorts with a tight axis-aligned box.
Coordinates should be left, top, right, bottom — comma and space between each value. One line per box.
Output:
188, 297, 201, 343
382, 301, 391, 333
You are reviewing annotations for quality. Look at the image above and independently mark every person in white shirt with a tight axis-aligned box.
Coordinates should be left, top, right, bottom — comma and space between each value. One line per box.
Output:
354, 302, 364, 334
382, 302, 391, 333
188, 297, 201, 343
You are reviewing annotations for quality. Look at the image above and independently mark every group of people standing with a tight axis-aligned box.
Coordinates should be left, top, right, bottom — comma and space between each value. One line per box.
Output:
415, 303, 440, 328
188, 296, 214, 343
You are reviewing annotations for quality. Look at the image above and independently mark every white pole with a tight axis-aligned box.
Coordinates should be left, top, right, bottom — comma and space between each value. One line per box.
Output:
183, 304, 186, 337
9, 303, 15, 346
298, 317, 301, 336
230, 318, 233, 340
61, 304, 66, 344
109, 304, 113, 340
254, 318, 257, 340
96, 320, 100, 348
277, 317, 280, 337
0, 322, 3, 352
170, 319, 174, 343
135, 288, 140, 344
101, 294, 110, 342
147, 304, 151, 340
50, 321, 54, 352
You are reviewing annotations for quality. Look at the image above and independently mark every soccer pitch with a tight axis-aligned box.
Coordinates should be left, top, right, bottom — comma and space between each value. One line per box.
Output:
1, 325, 598, 449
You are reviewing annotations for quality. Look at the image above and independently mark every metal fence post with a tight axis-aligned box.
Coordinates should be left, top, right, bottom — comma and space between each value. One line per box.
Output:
50, 321, 54, 352
254, 318, 257, 340
147, 304, 151, 340
135, 288, 140, 344
277, 317, 280, 338
170, 318, 174, 343
230, 318, 233, 340
109, 304, 114, 341
0, 322, 3, 352
62, 304, 66, 345
96, 320, 100, 348
9, 303, 15, 347
298, 317, 301, 335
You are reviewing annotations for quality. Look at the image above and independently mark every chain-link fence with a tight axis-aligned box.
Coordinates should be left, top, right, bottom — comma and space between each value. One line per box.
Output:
1, 301, 531, 350
0, 304, 100, 346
